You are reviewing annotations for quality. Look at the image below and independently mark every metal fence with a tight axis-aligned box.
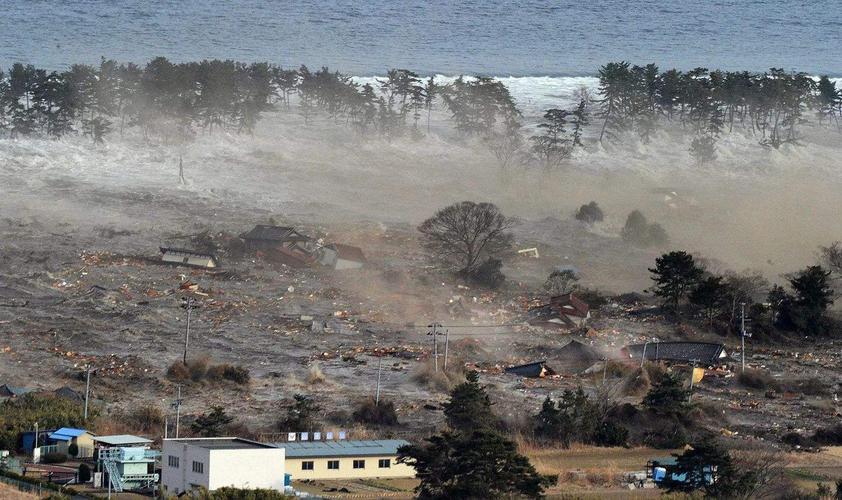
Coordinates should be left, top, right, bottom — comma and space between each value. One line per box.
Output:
0, 473, 47, 496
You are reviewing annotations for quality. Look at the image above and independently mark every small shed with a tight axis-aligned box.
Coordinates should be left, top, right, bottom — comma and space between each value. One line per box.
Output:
160, 247, 218, 268
319, 243, 366, 270
48, 428, 96, 458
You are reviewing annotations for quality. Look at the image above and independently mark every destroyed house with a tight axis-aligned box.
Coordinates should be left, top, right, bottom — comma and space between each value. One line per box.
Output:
504, 361, 556, 378
240, 225, 310, 251
160, 247, 218, 268
241, 225, 315, 267
624, 342, 727, 366
527, 293, 590, 330
319, 243, 366, 270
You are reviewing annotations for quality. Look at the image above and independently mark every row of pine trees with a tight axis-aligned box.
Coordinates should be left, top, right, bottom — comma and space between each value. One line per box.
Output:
0, 57, 839, 164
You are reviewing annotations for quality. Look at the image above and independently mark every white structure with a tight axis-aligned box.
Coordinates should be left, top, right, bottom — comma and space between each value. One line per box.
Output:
160, 247, 218, 268
318, 243, 366, 270
161, 438, 285, 495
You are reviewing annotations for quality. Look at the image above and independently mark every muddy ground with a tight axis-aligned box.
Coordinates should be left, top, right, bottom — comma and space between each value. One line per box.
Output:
0, 166, 840, 450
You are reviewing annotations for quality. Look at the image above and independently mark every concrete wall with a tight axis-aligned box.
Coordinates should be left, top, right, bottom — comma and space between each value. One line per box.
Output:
207, 448, 285, 491
286, 455, 414, 480
162, 441, 285, 494
161, 441, 210, 495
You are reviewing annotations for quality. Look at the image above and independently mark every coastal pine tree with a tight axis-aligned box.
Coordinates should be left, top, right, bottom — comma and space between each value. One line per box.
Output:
648, 251, 704, 315
442, 371, 496, 431
531, 108, 571, 167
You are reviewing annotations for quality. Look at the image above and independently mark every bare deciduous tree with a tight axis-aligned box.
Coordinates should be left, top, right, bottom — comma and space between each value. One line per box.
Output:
418, 201, 514, 276
820, 241, 842, 278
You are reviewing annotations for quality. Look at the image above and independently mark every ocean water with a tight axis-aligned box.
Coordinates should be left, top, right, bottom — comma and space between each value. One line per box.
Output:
1, 1, 840, 116
2, 0, 840, 77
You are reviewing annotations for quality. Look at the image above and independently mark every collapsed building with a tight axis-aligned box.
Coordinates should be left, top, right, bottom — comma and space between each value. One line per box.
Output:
623, 341, 728, 366
160, 247, 219, 268
240, 225, 316, 267
527, 293, 591, 330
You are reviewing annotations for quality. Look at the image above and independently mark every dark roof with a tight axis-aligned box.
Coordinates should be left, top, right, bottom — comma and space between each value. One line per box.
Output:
276, 440, 409, 458
160, 247, 217, 260
328, 243, 366, 263
504, 361, 556, 378
624, 342, 727, 365
53, 386, 84, 401
167, 438, 276, 450
0, 384, 32, 397
240, 225, 310, 242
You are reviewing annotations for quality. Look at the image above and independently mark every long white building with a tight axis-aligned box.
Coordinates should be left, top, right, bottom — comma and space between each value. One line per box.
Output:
161, 438, 285, 495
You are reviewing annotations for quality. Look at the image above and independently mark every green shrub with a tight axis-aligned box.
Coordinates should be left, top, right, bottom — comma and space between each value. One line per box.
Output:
0, 394, 92, 450
67, 442, 79, 457
352, 398, 399, 426
78, 463, 91, 483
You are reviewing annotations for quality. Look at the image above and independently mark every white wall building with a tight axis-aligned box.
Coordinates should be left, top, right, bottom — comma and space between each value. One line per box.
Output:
161, 438, 285, 495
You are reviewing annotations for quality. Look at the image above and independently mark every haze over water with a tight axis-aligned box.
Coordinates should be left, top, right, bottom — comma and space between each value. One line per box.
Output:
3, 0, 840, 77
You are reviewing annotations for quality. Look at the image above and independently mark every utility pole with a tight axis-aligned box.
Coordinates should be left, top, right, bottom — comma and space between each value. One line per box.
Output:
428, 323, 440, 372
740, 302, 746, 373
375, 357, 382, 405
443, 328, 450, 372
172, 385, 183, 438
83, 365, 92, 421
640, 342, 649, 369
182, 296, 194, 365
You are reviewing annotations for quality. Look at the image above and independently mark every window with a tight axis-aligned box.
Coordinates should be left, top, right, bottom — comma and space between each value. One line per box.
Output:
301, 461, 314, 470
168, 456, 179, 468
327, 460, 339, 470
192, 461, 204, 474
378, 459, 391, 468
353, 459, 365, 469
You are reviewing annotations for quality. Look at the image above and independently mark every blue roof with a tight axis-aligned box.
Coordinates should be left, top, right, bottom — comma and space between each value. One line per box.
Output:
48, 428, 88, 441
275, 440, 409, 458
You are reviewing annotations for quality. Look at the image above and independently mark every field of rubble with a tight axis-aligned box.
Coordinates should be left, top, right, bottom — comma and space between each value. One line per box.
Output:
1, 121, 841, 498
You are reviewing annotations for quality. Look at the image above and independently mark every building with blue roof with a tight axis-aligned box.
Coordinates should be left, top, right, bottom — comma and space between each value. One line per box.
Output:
274, 439, 415, 480
46, 427, 95, 458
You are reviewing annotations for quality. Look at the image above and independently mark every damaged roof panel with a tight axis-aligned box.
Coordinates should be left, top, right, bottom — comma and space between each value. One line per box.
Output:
624, 342, 726, 365
240, 225, 311, 242
504, 360, 556, 378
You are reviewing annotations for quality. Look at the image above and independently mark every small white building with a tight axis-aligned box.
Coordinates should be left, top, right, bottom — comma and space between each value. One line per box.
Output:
160, 247, 218, 268
161, 438, 285, 495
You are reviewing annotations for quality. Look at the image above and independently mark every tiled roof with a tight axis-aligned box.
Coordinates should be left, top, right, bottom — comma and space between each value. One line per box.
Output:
625, 342, 726, 365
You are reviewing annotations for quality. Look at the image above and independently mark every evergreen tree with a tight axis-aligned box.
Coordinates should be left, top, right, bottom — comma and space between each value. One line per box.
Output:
442, 371, 495, 431
665, 438, 741, 497
530, 108, 571, 167
788, 265, 834, 335
191, 406, 234, 437
278, 394, 320, 431
689, 275, 729, 325
648, 251, 704, 315
643, 372, 691, 416
398, 430, 552, 499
